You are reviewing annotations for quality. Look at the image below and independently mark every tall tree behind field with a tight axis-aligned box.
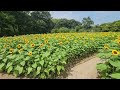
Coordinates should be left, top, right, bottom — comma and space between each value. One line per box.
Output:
0, 11, 54, 36
31, 11, 54, 33
82, 16, 94, 29
52, 18, 82, 29
0, 11, 17, 36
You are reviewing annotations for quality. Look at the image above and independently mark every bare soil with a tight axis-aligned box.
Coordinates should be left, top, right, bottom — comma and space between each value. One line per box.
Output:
65, 55, 102, 79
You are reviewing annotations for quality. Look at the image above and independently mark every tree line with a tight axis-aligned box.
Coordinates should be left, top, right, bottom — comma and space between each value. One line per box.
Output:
0, 11, 120, 36
0, 11, 54, 36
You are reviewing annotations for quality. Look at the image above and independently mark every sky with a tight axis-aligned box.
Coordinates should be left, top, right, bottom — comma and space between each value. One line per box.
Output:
50, 11, 120, 25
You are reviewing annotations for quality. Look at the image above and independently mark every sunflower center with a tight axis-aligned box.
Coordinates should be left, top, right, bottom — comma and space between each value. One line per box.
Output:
114, 51, 117, 54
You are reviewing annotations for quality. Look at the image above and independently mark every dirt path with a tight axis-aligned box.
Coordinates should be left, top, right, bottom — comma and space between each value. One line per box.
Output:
65, 55, 102, 79
0, 55, 102, 79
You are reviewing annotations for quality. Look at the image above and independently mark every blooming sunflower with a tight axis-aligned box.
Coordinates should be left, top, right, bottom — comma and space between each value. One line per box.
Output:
39, 44, 44, 48
17, 44, 21, 49
30, 43, 35, 48
28, 51, 32, 56
45, 40, 48, 44
112, 50, 119, 56
103, 44, 109, 50
9, 48, 14, 54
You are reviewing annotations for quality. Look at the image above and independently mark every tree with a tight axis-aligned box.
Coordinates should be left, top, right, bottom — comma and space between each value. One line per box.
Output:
52, 18, 81, 29
82, 16, 94, 29
31, 11, 54, 33
0, 11, 16, 36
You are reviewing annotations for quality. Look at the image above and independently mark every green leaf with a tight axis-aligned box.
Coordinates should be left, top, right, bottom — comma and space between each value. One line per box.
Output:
35, 58, 40, 61
0, 56, 3, 60
97, 53, 112, 59
110, 73, 120, 79
24, 56, 30, 61
61, 61, 66, 64
0, 63, 5, 70
14, 49, 18, 53
44, 68, 49, 75
96, 63, 107, 71
19, 55, 24, 59
49, 62, 52, 65
40, 73, 46, 79
27, 67, 32, 75
50, 66, 55, 72
116, 67, 120, 71
57, 65, 62, 72
6, 62, 13, 69
3, 58, 7, 63
7, 66, 13, 73
15, 65, 23, 74
109, 60, 120, 67
36, 67, 41, 75
39, 60, 44, 66
20, 61, 25, 66
35, 55, 39, 59
43, 52, 50, 57
13, 71, 19, 77
61, 66, 65, 71
9, 55, 16, 59
32, 63, 37, 68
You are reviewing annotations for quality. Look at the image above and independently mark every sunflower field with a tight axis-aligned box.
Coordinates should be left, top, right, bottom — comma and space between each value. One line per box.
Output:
96, 35, 120, 79
0, 32, 119, 79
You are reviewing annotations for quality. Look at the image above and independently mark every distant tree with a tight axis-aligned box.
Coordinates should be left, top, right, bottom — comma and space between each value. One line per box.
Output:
52, 18, 81, 29
82, 16, 94, 29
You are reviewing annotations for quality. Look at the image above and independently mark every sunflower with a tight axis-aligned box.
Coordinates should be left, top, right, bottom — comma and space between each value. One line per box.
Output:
117, 40, 120, 45
58, 42, 62, 45
103, 44, 109, 50
30, 43, 35, 48
45, 40, 48, 44
39, 44, 44, 48
17, 44, 21, 49
9, 48, 14, 54
25, 40, 29, 44
112, 50, 119, 56
28, 51, 32, 56
104, 44, 109, 47
104, 46, 109, 50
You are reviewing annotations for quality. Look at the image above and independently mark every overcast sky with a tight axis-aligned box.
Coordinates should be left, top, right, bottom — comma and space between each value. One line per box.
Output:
50, 11, 120, 25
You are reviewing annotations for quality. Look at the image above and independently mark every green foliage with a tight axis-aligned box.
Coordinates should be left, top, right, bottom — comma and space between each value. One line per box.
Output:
96, 37, 120, 79
82, 16, 94, 29
52, 18, 81, 29
110, 73, 120, 79
0, 32, 118, 79
0, 11, 54, 36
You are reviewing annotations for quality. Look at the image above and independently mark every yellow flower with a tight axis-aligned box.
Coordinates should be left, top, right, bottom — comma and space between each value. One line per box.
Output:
112, 50, 119, 56
9, 48, 14, 54
58, 42, 62, 45
104, 46, 109, 49
39, 44, 44, 48
28, 51, 32, 56
103, 44, 109, 50
17, 44, 21, 49
45, 40, 48, 44
25, 40, 29, 44
30, 43, 35, 48
117, 40, 120, 45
